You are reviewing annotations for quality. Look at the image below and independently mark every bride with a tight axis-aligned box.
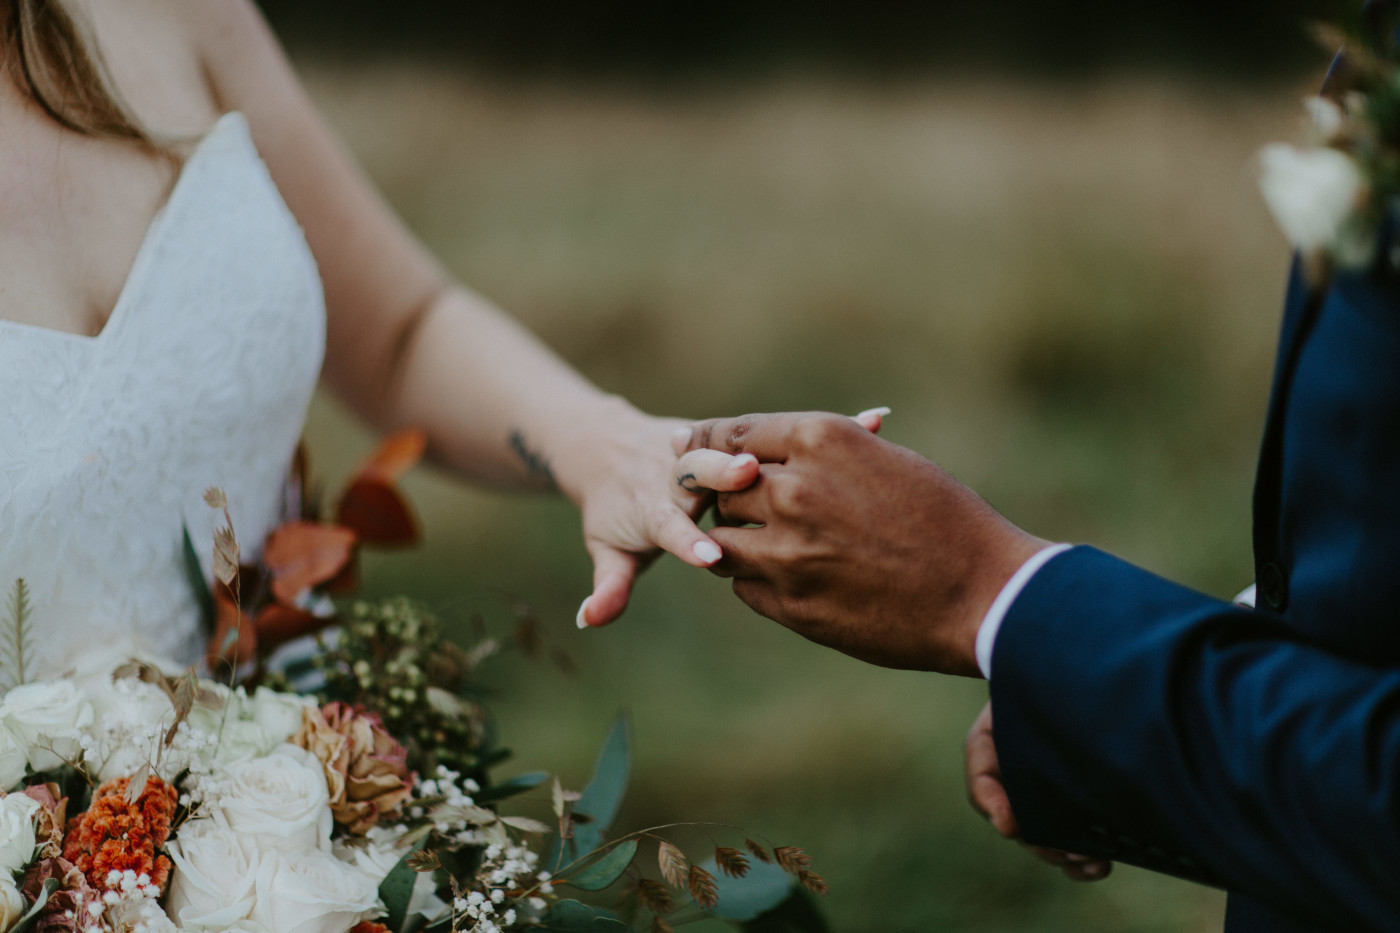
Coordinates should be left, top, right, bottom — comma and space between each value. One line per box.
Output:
0, 0, 766, 669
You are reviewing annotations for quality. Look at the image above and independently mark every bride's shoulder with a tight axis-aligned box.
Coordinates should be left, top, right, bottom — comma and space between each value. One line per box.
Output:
67, 0, 227, 137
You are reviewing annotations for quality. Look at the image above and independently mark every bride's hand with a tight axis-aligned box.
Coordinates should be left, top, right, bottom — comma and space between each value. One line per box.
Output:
559, 403, 888, 629
556, 402, 761, 629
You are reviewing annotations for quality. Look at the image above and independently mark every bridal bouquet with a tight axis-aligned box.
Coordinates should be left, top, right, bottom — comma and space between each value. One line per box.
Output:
0, 436, 826, 933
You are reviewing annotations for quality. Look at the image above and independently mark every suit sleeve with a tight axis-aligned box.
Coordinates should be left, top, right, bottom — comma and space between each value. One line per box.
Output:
991, 546, 1400, 932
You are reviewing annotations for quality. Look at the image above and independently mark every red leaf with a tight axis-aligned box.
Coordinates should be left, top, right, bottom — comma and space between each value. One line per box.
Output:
335, 479, 419, 547
356, 429, 426, 483
255, 604, 328, 652
263, 521, 357, 605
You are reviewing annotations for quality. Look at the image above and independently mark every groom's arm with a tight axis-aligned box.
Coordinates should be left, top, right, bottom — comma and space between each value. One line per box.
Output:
991, 546, 1400, 932
682, 415, 1400, 930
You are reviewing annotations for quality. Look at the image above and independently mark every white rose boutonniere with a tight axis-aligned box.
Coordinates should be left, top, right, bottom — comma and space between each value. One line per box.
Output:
214, 744, 333, 852
1260, 21, 1400, 279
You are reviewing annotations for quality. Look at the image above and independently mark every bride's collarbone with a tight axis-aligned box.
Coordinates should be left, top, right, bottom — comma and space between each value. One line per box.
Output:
0, 113, 178, 339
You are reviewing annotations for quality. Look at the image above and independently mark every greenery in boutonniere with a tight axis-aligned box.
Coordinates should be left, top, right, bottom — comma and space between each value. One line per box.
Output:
1259, 12, 1400, 280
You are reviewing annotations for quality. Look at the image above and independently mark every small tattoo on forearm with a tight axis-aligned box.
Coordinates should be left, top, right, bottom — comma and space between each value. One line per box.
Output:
509, 429, 558, 491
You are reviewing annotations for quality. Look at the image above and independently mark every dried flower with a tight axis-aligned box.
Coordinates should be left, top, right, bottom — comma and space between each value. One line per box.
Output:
61, 774, 177, 892
293, 702, 413, 834
22, 783, 67, 859
21, 857, 104, 933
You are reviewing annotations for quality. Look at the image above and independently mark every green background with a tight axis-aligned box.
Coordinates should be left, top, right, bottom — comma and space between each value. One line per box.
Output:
277, 8, 1340, 928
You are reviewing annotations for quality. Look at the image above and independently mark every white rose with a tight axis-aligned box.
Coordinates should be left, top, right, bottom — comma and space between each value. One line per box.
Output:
0, 723, 28, 790
0, 680, 94, 772
1304, 95, 1346, 143
248, 687, 315, 746
88, 678, 177, 783
333, 834, 402, 884
250, 849, 380, 933
0, 791, 39, 874
0, 874, 24, 931
215, 744, 332, 852
1259, 143, 1372, 266
165, 816, 259, 932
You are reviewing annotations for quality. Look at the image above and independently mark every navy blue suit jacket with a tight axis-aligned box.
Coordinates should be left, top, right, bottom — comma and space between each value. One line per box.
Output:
991, 252, 1400, 930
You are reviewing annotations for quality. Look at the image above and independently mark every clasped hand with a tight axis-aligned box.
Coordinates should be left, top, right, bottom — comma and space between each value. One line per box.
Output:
668, 410, 1045, 676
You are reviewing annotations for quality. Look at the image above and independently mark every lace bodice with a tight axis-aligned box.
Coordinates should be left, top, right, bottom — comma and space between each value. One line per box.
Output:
0, 112, 325, 671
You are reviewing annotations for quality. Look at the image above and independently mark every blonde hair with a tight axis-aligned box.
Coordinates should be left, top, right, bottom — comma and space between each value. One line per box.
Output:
3, 0, 155, 147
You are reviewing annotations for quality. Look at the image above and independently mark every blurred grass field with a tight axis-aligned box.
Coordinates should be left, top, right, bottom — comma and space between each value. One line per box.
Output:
295, 61, 1320, 931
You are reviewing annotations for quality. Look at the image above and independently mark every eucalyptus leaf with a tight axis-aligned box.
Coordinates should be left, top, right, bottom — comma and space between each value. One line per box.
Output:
561, 839, 638, 891
551, 714, 630, 868
737, 888, 830, 933
11, 877, 60, 933
378, 845, 424, 933
475, 770, 550, 804
537, 899, 628, 932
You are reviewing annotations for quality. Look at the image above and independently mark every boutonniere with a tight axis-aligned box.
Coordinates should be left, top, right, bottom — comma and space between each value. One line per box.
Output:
1259, 22, 1400, 282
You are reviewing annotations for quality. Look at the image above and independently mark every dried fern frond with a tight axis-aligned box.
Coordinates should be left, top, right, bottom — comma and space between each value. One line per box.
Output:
773, 846, 813, 875
686, 864, 718, 910
744, 839, 773, 864
0, 579, 34, 690
714, 846, 750, 879
657, 841, 688, 889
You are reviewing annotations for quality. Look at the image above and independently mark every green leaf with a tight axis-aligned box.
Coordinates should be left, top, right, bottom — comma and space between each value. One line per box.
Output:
182, 523, 217, 637
561, 839, 638, 892
11, 877, 60, 933
552, 713, 630, 868
536, 900, 628, 932
378, 845, 424, 933
474, 770, 550, 804
701, 857, 825, 929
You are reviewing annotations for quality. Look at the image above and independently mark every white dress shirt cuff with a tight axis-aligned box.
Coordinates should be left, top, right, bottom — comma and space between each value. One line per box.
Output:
975, 543, 1073, 680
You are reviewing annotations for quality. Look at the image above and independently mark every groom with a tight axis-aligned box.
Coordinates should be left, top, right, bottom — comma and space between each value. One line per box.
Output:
678, 31, 1400, 933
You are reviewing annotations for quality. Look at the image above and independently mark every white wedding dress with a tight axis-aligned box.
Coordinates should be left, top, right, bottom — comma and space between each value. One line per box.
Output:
0, 112, 325, 673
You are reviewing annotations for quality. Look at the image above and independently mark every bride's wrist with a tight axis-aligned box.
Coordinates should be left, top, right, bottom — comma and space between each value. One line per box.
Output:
544, 395, 675, 507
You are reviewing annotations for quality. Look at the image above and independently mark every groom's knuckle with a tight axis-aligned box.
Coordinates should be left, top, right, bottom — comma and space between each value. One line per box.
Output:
723, 417, 755, 452
791, 414, 846, 452
768, 474, 810, 517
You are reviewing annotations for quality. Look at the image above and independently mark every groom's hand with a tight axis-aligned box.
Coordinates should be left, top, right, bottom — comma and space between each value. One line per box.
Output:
965, 703, 1112, 882
679, 412, 1045, 675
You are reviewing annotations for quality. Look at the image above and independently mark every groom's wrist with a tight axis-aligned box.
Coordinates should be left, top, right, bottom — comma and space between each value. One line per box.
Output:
975, 543, 1074, 679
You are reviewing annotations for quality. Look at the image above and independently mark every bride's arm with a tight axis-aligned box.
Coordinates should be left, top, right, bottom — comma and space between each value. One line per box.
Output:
189, 1, 758, 625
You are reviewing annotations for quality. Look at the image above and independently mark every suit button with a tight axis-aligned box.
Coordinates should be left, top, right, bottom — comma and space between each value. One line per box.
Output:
1259, 561, 1288, 611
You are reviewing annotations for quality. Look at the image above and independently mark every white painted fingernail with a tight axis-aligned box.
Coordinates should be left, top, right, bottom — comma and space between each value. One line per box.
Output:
693, 540, 723, 565
857, 406, 892, 420
731, 453, 758, 469
575, 598, 591, 629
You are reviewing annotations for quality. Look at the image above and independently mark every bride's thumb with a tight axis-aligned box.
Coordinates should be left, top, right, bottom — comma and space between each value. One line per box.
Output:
577, 544, 638, 629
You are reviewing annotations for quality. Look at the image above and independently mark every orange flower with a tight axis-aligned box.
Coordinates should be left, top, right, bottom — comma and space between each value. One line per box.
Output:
62, 774, 177, 893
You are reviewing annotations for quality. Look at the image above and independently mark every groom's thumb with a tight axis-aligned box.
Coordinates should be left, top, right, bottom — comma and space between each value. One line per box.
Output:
577, 543, 637, 629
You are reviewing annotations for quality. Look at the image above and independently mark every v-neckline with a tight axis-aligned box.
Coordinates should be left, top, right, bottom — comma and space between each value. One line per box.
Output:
0, 111, 242, 346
